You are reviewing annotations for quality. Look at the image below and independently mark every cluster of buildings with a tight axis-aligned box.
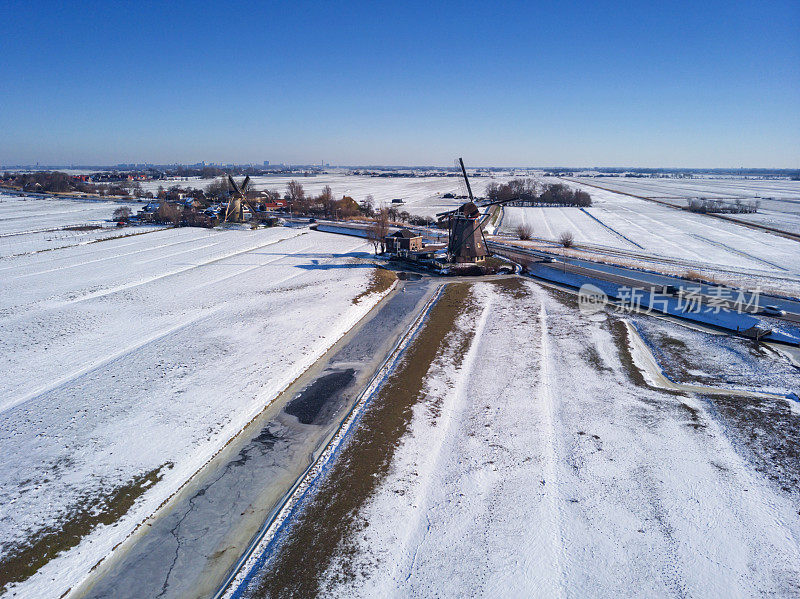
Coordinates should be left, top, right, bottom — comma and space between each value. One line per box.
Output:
74, 172, 155, 183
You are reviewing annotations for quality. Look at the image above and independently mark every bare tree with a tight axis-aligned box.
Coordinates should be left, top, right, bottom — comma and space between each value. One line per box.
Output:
128, 182, 143, 198
485, 181, 500, 201
206, 177, 229, 201
368, 204, 390, 254
559, 230, 574, 248
113, 206, 132, 221
319, 185, 336, 217
156, 202, 181, 225
486, 179, 590, 206
516, 223, 533, 240
360, 194, 375, 216
286, 180, 305, 203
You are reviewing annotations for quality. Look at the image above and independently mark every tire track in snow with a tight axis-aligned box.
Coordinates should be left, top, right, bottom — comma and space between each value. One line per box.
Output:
0, 205, 120, 231
579, 208, 644, 249
532, 287, 566, 598
394, 292, 494, 589
616, 202, 786, 270
0, 202, 118, 222
0, 223, 106, 237
539, 207, 556, 239
557, 206, 591, 243
56, 233, 302, 305
130, 240, 226, 266
188, 241, 319, 292
676, 212, 799, 271
0, 228, 172, 262
1, 238, 318, 384
688, 234, 789, 272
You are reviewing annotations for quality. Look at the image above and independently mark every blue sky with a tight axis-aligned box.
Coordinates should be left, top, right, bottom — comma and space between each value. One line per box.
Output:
1, 0, 798, 167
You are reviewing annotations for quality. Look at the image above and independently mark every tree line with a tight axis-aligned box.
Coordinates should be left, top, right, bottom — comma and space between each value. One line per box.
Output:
1, 171, 103, 195
686, 198, 759, 214
1, 171, 154, 198
485, 179, 591, 207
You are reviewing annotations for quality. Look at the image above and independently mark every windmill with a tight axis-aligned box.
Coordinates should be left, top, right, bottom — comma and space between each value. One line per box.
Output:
436, 158, 529, 262
222, 175, 260, 223
436, 158, 490, 263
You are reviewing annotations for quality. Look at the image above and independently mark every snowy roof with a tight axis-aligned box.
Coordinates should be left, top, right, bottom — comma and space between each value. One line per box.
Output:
388, 228, 420, 239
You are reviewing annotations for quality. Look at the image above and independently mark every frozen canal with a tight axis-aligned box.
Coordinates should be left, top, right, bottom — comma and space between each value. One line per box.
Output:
78, 276, 438, 599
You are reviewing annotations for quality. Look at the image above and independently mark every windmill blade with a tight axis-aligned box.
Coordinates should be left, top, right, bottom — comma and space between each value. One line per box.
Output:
243, 198, 261, 219
458, 157, 474, 202
223, 195, 239, 222
228, 175, 243, 197
241, 176, 251, 194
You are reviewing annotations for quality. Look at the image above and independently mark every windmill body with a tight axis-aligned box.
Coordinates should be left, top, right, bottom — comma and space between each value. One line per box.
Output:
223, 175, 257, 223
447, 201, 488, 263
436, 159, 489, 263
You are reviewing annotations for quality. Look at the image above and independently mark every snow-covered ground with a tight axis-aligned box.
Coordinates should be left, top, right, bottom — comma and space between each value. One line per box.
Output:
0, 221, 393, 597
0, 193, 136, 257
570, 176, 800, 235
499, 183, 800, 277
500, 205, 629, 248
571, 176, 800, 203
315, 280, 800, 597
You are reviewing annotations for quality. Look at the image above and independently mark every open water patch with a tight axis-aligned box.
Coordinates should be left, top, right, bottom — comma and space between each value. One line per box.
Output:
285, 369, 356, 425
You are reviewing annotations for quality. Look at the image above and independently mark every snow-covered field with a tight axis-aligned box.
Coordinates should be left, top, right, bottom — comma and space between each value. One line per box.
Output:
0, 194, 137, 257
499, 183, 800, 277
633, 317, 800, 397
0, 219, 393, 597
571, 176, 800, 235
571, 176, 800, 203
315, 281, 800, 597
735, 210, 800, 236
500, 205, 628, 248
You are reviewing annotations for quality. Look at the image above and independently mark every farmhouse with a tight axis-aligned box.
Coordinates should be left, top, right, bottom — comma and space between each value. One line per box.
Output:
261, 199, 287, 211
385, 228, 423, 254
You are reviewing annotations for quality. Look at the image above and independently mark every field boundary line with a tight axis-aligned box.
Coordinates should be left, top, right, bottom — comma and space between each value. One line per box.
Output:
579, 207, 644, 249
